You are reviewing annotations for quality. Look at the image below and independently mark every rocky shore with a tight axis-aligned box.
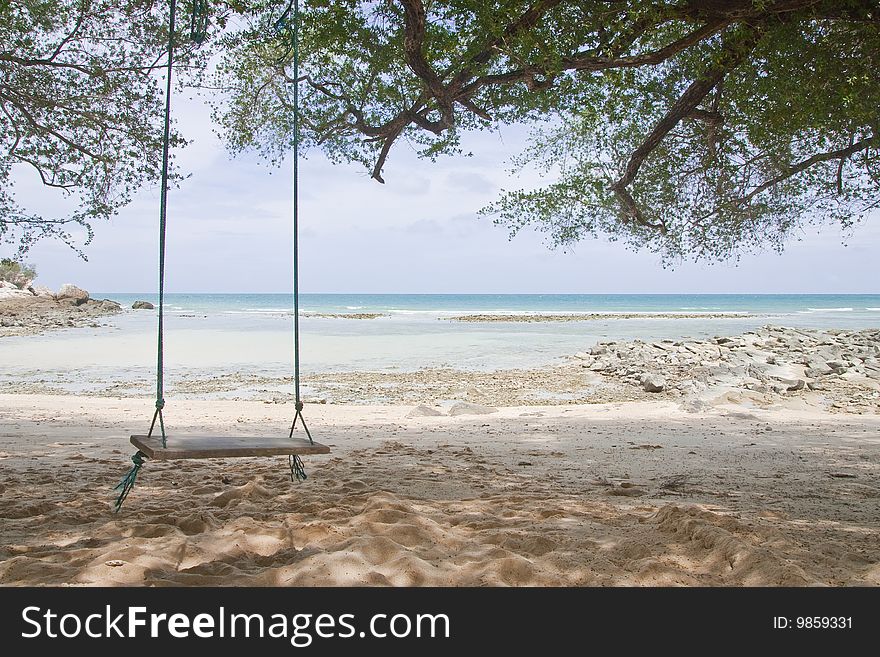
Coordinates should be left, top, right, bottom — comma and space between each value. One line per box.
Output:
0, 283, 122, 337
566, 325, 880, 413
447, 312, 753, 322
63, 326, 871, 416
303, 312, 387, 319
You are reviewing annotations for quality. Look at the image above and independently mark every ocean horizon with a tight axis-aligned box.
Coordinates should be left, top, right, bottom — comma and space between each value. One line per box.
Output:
93, 292, 880, 316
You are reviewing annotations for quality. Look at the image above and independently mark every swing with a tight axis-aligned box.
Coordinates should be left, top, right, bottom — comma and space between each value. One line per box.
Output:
114, 0, 328, 512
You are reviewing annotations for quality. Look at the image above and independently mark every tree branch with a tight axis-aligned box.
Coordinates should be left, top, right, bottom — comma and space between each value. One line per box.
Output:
741, 133, 875, 204
609, 26, 765, 228
398, 0, 454, 128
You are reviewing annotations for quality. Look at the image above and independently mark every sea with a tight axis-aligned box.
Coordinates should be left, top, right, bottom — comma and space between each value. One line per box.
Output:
97, 293, 880, 371
2, 294, 878, 395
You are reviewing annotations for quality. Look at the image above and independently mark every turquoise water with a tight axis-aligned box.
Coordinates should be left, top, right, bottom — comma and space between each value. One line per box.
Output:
84, 293, 880, 372
98, 293, 880, 317
3, 294, 878, 391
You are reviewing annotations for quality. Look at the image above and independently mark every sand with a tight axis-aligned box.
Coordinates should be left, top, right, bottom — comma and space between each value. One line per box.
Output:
1, 394, 878, 586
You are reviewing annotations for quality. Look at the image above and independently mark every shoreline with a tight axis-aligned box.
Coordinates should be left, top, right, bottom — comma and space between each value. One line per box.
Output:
0, 292, 122, 338
0, 319, 877, 586
2, 326, 877, 415
446, 312, 756, 322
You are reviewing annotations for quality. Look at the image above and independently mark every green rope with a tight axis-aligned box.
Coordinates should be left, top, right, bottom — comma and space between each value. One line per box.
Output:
114, 451, 147, 512
288, 400, 313, 444
283, 0, 313, 447
151, 0, 178, 449
292, 0, 302, 412
289, 454, 307, 482
190, 0, 209, 43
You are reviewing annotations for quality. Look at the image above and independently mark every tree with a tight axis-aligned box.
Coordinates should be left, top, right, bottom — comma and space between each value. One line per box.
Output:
215, 0, 879, 261
0, 257, 36, 288
0, 0, 205, 256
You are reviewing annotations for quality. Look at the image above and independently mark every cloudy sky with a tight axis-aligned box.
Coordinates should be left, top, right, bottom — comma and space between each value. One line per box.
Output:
16, 94, 880, 294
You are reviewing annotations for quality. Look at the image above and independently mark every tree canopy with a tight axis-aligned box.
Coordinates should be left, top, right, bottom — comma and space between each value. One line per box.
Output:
2, 1, 878, 261
215, 0, 879, 261
0, 0, 203, 255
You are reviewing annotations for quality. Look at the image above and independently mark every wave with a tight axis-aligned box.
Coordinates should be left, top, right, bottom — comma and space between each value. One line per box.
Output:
223, 309, 290, 315
866, 307, 880, 311
807, 307, 854, 312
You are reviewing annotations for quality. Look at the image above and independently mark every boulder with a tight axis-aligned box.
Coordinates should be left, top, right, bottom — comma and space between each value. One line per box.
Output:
590, 345, 607, 356
132, 300, 155, 310
56, 284, 89, 305
447, 402, 497, 416
0, 286, 33, 299
640, 374, 666, 393
826, 360, 849, 375
29, 285, 54, 297
407, 404, 444, 418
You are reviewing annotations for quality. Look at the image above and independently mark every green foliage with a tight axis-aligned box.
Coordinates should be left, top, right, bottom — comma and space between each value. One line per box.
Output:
215, 0, 880, 262
5, 1, 876, 263
0, 258, 37, 288
0, 0, 208, 256
489, 18, 880, 262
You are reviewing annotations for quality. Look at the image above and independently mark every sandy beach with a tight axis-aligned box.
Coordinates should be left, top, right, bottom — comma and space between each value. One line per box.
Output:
2, 291, 879, 587
1, 362, 878, 586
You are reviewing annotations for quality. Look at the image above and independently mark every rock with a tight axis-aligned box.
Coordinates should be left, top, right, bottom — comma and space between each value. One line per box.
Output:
132, 300, 155, 310
804, 361, 833, 376
56, 284, 89, 305
640, 374, 666, 393
0, 287, 33, 299
590, 345, 607, 355
447, 401, 497, 416
826, 360, 849, 375
29, 285, 54, 297
407, 404, 443, 417
100, 299, 122, 311
783, 379, 805, 392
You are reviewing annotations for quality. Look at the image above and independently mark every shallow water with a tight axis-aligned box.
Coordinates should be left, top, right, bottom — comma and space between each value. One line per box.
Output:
2, 294, 878, 396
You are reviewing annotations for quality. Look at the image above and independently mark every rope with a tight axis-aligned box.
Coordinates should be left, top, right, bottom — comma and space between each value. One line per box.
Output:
292, 0, 302, 409
289, 399, 312, 443
286, 0, 313, 446
151, 0, 178, 449
113, 451, 147, 513
190, 0, 209, 43
289, 454, 307, 482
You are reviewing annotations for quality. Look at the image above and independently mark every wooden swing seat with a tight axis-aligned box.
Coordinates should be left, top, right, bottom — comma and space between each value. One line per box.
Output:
130, 434, 330, 460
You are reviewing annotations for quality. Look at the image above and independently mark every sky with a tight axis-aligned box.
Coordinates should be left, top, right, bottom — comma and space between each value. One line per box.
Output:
13, 94, 880, 295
